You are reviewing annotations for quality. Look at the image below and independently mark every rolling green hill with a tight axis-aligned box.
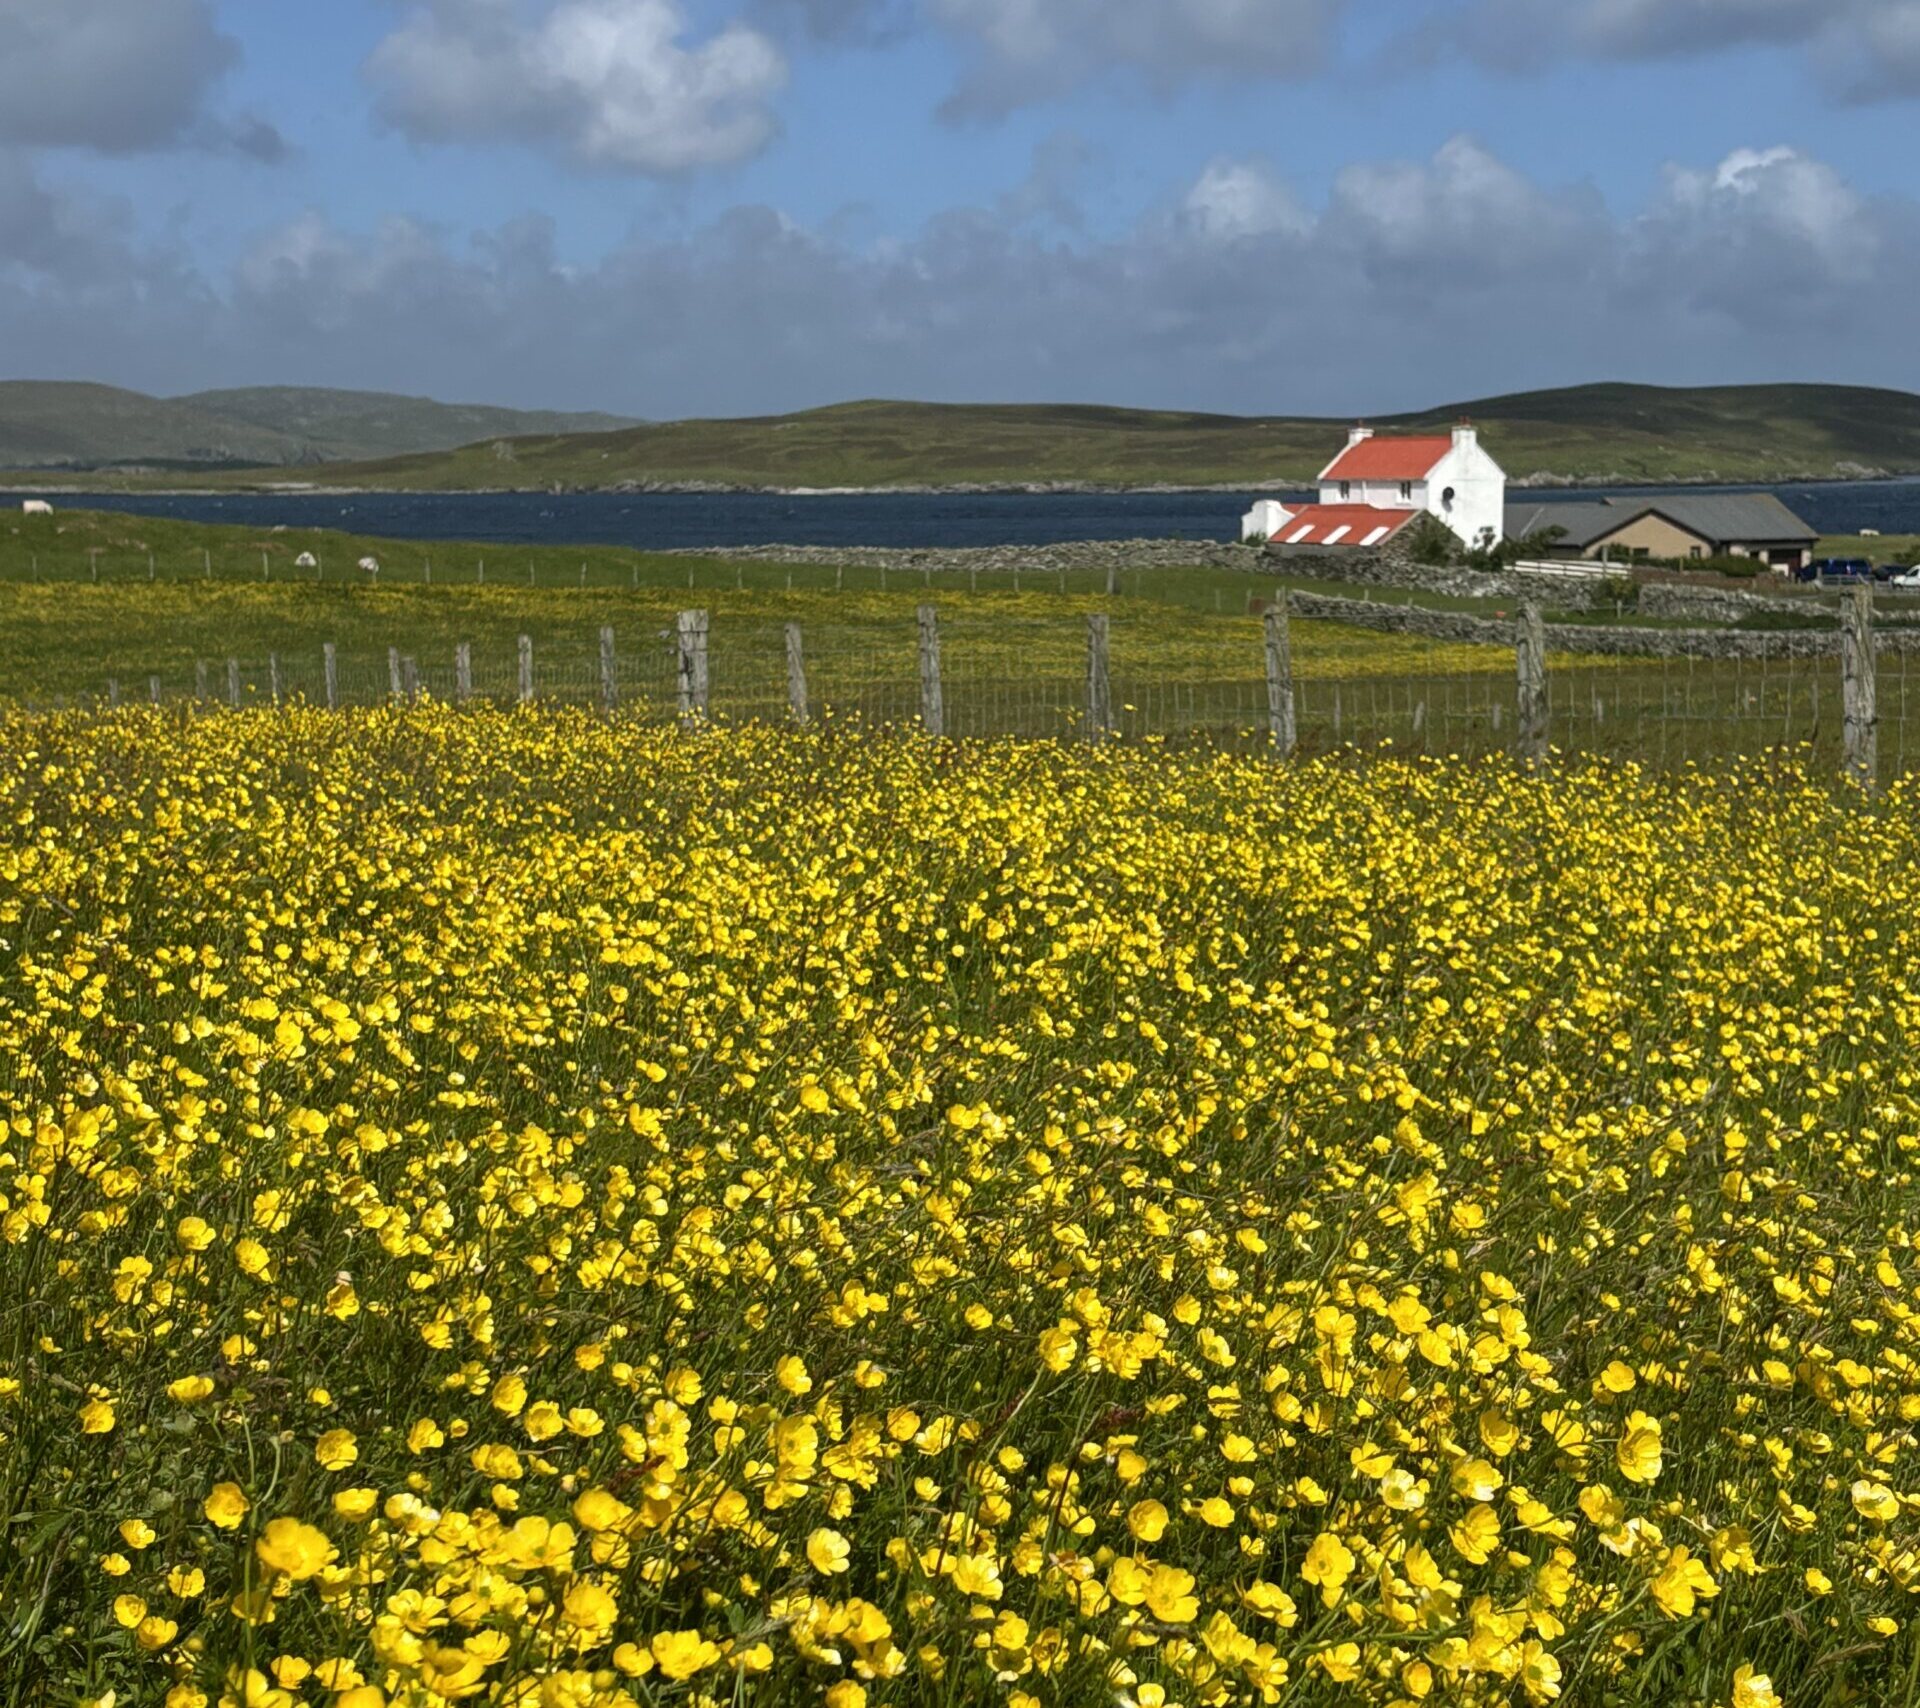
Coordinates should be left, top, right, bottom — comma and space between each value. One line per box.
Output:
0, 381, 640, 471
106, 382, 1918, 492
8, 382, 1920, 490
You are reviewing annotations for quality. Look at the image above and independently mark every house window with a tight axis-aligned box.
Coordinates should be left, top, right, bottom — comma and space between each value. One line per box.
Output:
1339, 481, 1351, 501
1400, 482, 1413, 502
1689, 546, 1704, 559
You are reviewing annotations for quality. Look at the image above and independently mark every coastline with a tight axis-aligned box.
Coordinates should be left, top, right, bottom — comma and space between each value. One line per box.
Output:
1, 470, 1917, 499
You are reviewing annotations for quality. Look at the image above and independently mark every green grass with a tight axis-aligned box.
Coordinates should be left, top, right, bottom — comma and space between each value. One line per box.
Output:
0, 381, 639, 471
16, 382, 1920, 492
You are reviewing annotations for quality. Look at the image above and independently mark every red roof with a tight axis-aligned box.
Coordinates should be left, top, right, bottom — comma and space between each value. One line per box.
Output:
1320, 434, 1455, 482
1261, 505, 1418, 547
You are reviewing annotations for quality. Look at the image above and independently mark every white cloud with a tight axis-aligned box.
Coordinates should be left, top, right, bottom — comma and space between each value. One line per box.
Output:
366, 0, 788, 173
0, 0, 279, 155
4, 139, 1918, 418
1183, 160, 1311, 241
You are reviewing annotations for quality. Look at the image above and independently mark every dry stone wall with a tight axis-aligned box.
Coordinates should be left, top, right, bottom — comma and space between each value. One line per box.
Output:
1286, 591, 1920, 660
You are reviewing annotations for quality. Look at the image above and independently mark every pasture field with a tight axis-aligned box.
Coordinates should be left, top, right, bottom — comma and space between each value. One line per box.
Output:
3, 707, 1920, 1708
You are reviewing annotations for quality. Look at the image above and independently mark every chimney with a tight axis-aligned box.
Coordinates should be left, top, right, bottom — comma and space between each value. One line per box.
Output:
1347, 424, 1375, 448
1452, 420, 1477, 453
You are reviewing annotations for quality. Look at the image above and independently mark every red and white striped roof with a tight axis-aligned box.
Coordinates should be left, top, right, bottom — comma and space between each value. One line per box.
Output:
1263, 505, 1418, 548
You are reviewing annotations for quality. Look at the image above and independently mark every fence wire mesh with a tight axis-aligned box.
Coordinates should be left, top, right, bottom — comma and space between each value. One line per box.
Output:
47, 603, 1920, 786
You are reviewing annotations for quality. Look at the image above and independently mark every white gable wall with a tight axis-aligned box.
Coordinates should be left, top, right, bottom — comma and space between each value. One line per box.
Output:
1424, 430, 1506, 549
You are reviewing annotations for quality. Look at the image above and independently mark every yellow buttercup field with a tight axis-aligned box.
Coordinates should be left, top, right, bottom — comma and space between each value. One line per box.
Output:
3, 704, 1917, 1708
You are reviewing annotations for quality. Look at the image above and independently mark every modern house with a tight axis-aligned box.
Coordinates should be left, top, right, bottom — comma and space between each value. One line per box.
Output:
1243, 426, 1508, 551
1504, 494, 1818, 571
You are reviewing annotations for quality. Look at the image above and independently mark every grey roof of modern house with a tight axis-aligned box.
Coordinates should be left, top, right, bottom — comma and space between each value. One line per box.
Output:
1505, 502, 1625, 548
1506, 492, 1818, 547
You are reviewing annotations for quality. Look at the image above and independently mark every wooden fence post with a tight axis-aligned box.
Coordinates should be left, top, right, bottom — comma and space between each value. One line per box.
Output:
517, 635, 534, 706
148, 675, 161, 706
195, 660, 209, 702
1086, 613, 1113, 740
226, 659, 241, 709
1844, 583, 1878, 789
677, 611, 710, 722
599, 626, 617, 713
400, 657, 420, 701
1516, 603, 1548, 762
455, 643, 472, 705
322, 643, 338, 710
785, 623, 809, 724
917, 604, 944, 737
268, 653, 282, 707
387, 646, 403, 700
107, 678, 120, 709
1264, 597, 1297, 758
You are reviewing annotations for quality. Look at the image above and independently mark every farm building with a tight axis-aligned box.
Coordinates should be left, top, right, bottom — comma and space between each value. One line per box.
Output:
1504, 493, 1818, 571
1243, 426, 1508, 551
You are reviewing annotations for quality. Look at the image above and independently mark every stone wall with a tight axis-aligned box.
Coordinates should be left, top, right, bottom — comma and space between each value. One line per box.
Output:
1284, 590, 1920, 660
1264, 541, 1626, 612
682, 539, 1260, 575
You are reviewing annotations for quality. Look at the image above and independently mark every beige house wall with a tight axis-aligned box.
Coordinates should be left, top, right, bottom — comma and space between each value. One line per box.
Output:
1583, 513, 1714, 561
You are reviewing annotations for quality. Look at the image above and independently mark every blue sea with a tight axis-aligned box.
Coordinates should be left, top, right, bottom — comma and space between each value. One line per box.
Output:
5, 480, 1916, 550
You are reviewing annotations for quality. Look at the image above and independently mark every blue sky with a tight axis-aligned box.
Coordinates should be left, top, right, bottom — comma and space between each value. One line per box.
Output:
4, 0, 1920, 421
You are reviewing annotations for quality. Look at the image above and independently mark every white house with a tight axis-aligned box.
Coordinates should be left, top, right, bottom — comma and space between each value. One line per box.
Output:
1243, 425, 1507, 551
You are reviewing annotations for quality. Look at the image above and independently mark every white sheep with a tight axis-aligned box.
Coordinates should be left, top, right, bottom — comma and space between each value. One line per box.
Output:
295, 551, 318, 569
358, 555, 381, 580
22, 500, 52, 516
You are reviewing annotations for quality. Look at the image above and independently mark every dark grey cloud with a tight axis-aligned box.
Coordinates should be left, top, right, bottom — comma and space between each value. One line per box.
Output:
1422, 0, 1920, 100
366, 0, 787, 173
1, 140, 1915, 420
0, 0, 245, 153
930, 0, 1344, 112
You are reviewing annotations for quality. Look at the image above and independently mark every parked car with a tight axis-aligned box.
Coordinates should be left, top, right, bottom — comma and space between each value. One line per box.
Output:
1798, 557, 1873, 584
1892, 566, 1920, 589
1874, 563, 1912, 581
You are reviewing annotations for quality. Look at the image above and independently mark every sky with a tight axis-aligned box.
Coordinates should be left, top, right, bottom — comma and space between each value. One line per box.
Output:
4, 0, 1920, 420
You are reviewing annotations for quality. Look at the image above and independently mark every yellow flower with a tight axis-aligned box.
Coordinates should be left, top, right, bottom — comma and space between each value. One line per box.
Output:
825, 1684, 867, 1708
332, 1487, 379, 1521
1241, 1580, 1298, 1625
775, 1355, 812, 1396
314, 1428, 358, 1471
1599, 1360, 1637, 1394
951, 1553, 1004, 1600
1805, 1567, 1834, 1595
166, 1376, 215, 1404
1852, 1479, 1901, 1522
1617, 1413, 1664, 1485
112, 1594, 147, 1628
1128, 1499, 1169, 1541
650, 1629, 720, 1681
1649, 1545, 1719, 1619
134, 1616, 178, 1652
1520, 1641, 1562, 1703
1302, 1531, 1356, 1606
203, 1483, 250, 1530
117, 1519, 155, 1550
1731, 1665, 1779, 1708
561, 1580, 618, 1639
79, 1399, 115, 1435
254, 1516, 336, 1580
807, 1527, 851, 1575
523, 1400, 565, 1441
491, 1373, 528, 1416
1144, 1564, 1199, 1624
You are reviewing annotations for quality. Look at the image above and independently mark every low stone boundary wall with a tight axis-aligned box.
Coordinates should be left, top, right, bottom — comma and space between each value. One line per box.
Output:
683, 539, 1259, 574
1287, 591, 1920, 660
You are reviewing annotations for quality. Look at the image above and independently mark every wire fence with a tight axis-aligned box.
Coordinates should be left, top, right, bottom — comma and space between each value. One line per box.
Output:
43, 594, 1920, 784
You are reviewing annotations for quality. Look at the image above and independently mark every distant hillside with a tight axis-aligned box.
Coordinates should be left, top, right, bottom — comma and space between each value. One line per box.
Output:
0, 381, 641, 471
11, 382, 1920, 491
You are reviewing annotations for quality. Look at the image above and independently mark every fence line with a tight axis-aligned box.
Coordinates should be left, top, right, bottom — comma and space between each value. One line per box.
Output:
30, 589, 1914, 787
